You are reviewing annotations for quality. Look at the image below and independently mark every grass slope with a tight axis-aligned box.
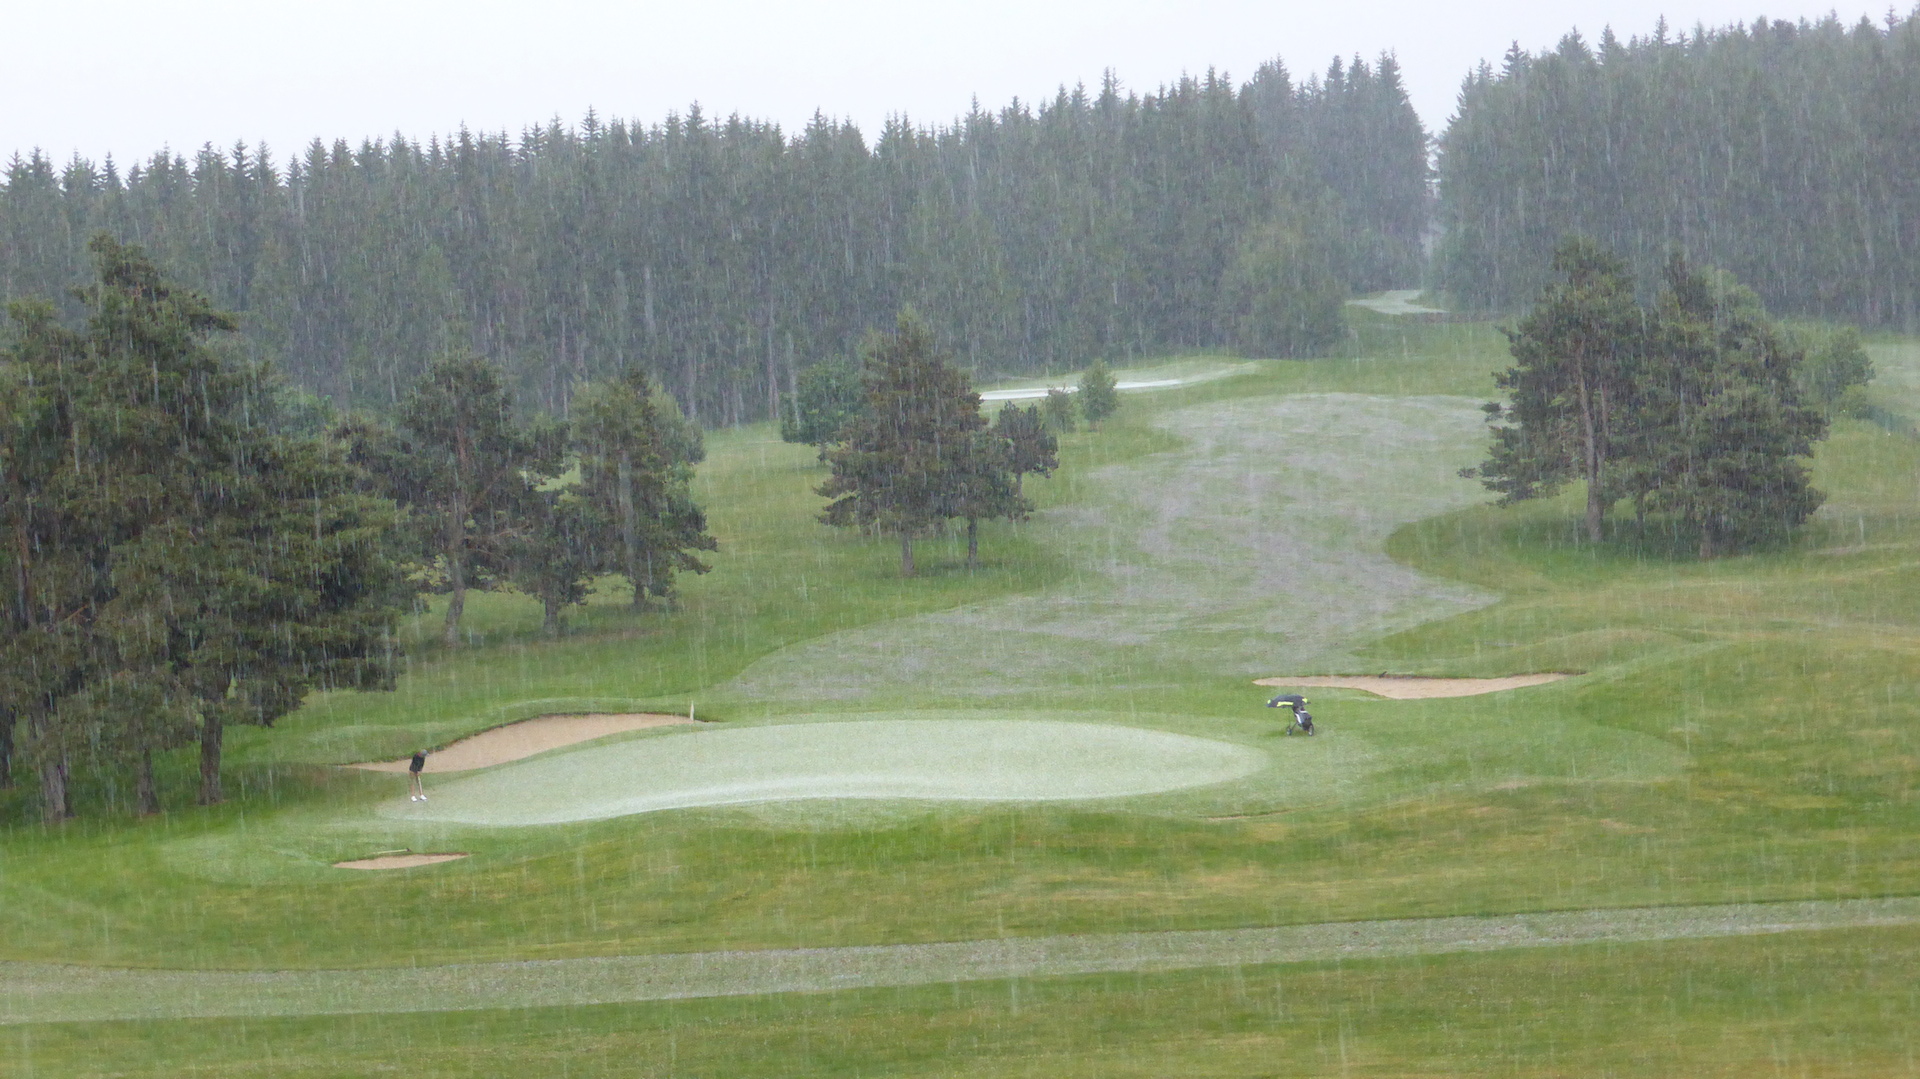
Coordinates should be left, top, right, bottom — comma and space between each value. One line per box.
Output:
5, 313, 1917, 1075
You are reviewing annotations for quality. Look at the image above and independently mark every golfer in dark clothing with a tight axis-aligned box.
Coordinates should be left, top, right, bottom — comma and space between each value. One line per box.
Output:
408, 751, 427, 801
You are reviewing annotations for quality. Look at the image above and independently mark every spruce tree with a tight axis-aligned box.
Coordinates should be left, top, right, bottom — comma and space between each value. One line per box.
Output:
572, 368, 715, 609
993, 401, 1059, 495
819, 313, 985, 576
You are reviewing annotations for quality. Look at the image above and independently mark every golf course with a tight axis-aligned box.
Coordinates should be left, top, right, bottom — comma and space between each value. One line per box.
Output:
4, 307, 1919, 1076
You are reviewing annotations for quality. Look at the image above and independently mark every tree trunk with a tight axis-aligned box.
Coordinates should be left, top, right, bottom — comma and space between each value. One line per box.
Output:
0, 710, 13, 790
136, 748, 159, 815
900, 532, 915, 577
198, 712, 224, 806
1575, 364, 1605, 544
966, 516, 979, 568
38, 751, 71, 823
617, 452, 641, 609
542, 594, 562, 637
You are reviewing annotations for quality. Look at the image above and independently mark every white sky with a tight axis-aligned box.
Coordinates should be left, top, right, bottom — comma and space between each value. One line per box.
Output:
2, 0, 1890, 166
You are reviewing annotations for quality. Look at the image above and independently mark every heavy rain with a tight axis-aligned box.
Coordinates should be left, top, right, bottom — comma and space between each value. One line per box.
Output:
2, 3, 1918, 1075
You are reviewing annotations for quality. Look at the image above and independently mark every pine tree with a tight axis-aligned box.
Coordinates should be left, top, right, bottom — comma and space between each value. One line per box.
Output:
994, 401, 1059, 495
1471, 237, 1644, 542
819, 313, 985, 576
391, 355, 560, 645
572, 368, 715, 609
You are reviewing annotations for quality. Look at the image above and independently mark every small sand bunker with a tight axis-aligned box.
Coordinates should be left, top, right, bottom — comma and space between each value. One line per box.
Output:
385, 718, 1266, 827
333, 852, 469, 870
350, 712, 696, 773
1255, 674, 1570, 699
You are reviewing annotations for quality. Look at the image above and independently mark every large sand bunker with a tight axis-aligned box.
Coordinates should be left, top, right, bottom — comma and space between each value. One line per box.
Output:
384, 718, 1266, 827
350, 712, 695, 773
1255, 674, 1570, 699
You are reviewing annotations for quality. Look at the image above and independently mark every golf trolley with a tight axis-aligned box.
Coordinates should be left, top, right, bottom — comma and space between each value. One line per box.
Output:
1266, 693, 1315, 735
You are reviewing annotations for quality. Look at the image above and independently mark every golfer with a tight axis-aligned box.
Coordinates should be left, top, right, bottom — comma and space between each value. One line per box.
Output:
408, 750, 428, 801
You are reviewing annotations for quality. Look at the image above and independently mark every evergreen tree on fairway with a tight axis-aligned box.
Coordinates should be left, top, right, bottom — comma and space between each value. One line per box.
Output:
781, 355, 865, 452
507, 488, 603, 636
1626, 257, 1827, 557
1, 237, 405, 815
946, 430, 1028, 569
392, 356, 559, 645
993, 401, 1059, 495
819, 313, 985, 576
1042, 388, 1077, 434
572, 368, 715, 609
1077, 360, 1119, 428
1472, 237, 1644, 542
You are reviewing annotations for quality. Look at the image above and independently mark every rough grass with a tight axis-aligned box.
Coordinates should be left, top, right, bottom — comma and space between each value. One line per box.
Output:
5, 318, 1920, 1074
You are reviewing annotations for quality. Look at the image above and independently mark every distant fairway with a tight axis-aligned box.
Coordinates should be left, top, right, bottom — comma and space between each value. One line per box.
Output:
387, 717, 1266, 826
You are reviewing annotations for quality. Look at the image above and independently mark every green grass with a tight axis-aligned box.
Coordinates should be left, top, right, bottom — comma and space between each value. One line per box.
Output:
14, 926, 1920, 1077
6, 317, 1919, 1074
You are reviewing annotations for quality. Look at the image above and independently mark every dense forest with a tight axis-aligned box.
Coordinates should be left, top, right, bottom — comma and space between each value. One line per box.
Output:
0, 59, 1427, 422
1439, 10, 1920, 324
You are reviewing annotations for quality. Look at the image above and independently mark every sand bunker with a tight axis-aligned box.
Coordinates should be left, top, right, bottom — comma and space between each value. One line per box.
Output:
1255, 674, 1570, 699
384, 718, 1265, 827
350, 712, 695, 773
332, 852, 469, 870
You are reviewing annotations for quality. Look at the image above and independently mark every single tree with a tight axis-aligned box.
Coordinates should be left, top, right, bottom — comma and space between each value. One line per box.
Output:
391, 356, 560, 645
1471, 237, 1644, 542
993, 401, 1059, 495
945, 430, 1029, 568
1623, 257, 1827, 557
507, 488, 605, 636
1041, 387, 1077, 433
572, 368, 715, 609
1077, 360, 1119, 427
819, 313, 985, 576
781, 355, 865, 453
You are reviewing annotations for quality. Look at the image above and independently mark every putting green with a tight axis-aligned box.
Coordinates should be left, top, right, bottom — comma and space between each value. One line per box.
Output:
382, 718, 1266, 826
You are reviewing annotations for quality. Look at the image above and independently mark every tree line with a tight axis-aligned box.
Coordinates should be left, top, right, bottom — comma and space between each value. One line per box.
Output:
1440, 10, 1920, 325
0, 241, 714, 823
1470, 237, 1866, 556
0, 58, 1428, 422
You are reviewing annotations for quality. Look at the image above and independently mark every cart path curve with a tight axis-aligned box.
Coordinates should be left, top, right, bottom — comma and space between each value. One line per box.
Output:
5, 897, 1915, 1025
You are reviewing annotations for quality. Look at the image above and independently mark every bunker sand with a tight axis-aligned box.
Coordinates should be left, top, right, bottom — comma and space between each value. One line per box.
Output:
333, 853, 470, 870
349, 713, 695, 773
1255, 674, 1570, 699
6, 897, 1914, 1024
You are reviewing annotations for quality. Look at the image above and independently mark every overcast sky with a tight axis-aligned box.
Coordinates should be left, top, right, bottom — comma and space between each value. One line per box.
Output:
3, 0, 1888, 167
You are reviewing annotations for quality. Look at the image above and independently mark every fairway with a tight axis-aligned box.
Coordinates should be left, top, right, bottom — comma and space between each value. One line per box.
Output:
385, 717, 1267, 825
7, 324, 1919, 1077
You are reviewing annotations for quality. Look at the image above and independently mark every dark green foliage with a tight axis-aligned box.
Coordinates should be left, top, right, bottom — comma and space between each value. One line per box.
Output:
0, 62, 1427, 416
1041, 389, 1077, 434
1791, 324, 1875, 416
819, 314, 988, 576
993, 402, 1058, 495
507, 489, 605, 637
1439, 14, 1920, 325
1473, 238, 1644, 541
1076, 361, 1119, 428
1473, 238, 1828, 557
1218, 205, 1349, 357
780, 355, 864, 450
1624, 257, 1827, 557
0, 238, 404, 818
572, 369, 715, 609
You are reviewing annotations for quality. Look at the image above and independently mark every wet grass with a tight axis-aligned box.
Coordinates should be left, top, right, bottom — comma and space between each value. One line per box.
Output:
5, 320, 1919, 1073
13, 925, 1920, 1077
